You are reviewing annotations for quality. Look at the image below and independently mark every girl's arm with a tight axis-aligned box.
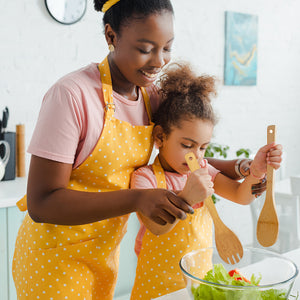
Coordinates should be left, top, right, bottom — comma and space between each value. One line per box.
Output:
27, 155, 192, 226
213, 173, 259, 205
213, 143, 282, 205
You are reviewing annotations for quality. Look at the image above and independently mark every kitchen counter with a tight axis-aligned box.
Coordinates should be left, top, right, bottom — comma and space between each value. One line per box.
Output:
0, 177, 27, 208
154, 247, 300, 299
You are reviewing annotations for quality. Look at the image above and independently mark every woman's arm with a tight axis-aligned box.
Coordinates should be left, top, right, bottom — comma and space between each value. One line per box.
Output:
27, 155, 192, 226
206, 158, 244, 180
135, 167, 214, 235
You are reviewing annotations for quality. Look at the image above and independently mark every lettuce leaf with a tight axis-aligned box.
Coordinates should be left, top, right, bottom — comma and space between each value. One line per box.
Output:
191, 264, 287, 300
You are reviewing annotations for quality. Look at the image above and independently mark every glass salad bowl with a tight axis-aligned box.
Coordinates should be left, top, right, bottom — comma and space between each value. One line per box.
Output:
179, 247, 298, 300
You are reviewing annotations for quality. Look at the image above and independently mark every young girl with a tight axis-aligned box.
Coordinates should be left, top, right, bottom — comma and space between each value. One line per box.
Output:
130, 62, 283, 299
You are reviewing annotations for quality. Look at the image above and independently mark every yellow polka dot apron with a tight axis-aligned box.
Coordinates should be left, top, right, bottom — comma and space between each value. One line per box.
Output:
13, 56, 154, 300
130, 156, 213, 300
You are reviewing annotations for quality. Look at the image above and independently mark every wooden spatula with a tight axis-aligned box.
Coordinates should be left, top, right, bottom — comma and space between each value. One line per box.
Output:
185, 152, 244, 264
256, 125, 279, 247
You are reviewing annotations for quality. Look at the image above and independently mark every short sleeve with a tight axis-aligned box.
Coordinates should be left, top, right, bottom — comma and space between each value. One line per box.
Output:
130, 166, 157, 189
27, 82, 83, 164
207, 163, 221, 182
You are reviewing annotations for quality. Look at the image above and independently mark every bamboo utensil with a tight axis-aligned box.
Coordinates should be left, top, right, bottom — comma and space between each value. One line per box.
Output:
256, 125, 279, 247
185, 152, 243, 264
16, 124, 26, 177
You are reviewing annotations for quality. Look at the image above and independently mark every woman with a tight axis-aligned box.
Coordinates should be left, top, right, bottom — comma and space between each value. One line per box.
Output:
12, 1, 267, 299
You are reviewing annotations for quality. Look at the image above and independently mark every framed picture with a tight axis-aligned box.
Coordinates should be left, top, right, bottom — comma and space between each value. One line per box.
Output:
224, 11, 258, 86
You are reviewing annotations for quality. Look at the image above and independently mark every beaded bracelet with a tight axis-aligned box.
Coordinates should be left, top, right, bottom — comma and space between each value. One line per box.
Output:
235, 159, 246, 178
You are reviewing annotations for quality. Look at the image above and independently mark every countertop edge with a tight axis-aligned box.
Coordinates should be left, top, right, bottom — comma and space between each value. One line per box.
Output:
0, 197, 20, 208
0, 177, 27, 209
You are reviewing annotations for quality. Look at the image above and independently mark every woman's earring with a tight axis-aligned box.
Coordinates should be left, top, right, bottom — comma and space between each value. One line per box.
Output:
108, 44, 115, 52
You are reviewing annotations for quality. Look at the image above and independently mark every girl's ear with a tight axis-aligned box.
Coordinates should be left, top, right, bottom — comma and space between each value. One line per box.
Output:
153, 125, 165, 148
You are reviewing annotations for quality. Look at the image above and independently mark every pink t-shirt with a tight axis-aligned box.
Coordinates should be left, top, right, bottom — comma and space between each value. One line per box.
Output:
131, 160, 220, 256
28, 63, 160, 168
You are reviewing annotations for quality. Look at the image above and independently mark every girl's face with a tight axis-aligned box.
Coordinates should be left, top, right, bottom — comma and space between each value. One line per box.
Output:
108, 12, 174, 87
156, 119, 214, 174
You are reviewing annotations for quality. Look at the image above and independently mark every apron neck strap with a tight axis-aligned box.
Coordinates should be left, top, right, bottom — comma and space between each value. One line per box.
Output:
140, 87, 153, 123
98, 56, 153, 122
98, 57, 115, 115
153, 155, 167, 189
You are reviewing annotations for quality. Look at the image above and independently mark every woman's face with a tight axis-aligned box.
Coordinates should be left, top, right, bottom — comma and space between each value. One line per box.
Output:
157, 119, 214, 174
110, 12, 174, 87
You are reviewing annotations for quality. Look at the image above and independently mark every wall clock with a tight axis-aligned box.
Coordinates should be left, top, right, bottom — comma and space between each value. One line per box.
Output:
45, 0, 87, 25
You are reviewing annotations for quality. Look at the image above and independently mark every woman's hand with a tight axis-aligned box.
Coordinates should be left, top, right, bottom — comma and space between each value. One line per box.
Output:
135, 189, 194, 226
179, 167, 214, 207
250, 143, 283, 179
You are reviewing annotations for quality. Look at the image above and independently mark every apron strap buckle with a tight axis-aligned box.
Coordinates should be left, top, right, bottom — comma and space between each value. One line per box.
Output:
105, 103, 116, 112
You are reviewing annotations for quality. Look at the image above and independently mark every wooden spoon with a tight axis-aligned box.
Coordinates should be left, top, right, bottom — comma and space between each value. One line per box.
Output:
185, 152, 243, 264
256, 125, 279, 247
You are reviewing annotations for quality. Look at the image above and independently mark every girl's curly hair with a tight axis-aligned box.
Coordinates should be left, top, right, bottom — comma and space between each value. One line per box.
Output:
153, 62, 218, 136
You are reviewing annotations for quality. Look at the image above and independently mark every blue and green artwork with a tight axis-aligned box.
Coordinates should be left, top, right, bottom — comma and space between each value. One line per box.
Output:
224, 11, 258, 86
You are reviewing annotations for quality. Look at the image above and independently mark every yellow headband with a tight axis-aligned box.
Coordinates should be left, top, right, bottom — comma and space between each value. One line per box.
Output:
102, 0, 121, 13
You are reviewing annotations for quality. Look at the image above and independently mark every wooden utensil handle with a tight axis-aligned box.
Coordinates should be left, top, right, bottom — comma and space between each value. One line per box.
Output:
185, 153, 223, 223
185, 153, 200, 172
16, 124, 26, 177
204, 197, 223, 224
266, 125, 276, 194
267, 125, 276, 144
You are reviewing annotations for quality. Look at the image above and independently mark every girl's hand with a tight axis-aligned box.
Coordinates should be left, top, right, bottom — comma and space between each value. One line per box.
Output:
179, 167, 214, 207
250, 143, 283, 178
135, 189, 193, 226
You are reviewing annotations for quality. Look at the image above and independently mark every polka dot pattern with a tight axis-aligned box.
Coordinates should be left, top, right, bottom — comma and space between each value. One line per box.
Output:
12, 57, 154, 299
130, 206, 213, 300
70, 116, 153, 194
130, 156, 213, 300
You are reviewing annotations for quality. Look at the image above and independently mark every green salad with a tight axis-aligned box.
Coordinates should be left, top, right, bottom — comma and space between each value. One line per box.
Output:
191, 264, 287, 300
